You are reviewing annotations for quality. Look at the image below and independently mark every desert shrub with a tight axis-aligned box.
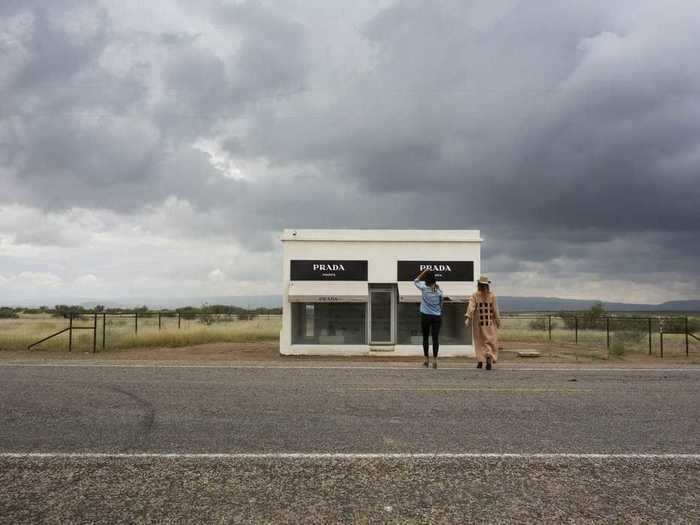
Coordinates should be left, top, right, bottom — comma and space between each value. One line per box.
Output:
176, 307, 199, 320
618, 318, 649, 331
252, 307, 282, 315
582, 302, 605, 329
204, 304, 246, 315
52, 305, 87, 318
559, 312, 576, 329
610, 341, 625, 356
20, 307, 47, 315
528, 318, 547, 330
558, 303, 605, 330
689, 317, 700, 332
660, 316, 700, 333
0, 307, 19, 319
610, 318, 647, 343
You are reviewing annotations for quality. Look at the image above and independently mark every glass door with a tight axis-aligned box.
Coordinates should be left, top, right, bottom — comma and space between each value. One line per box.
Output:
369, 287, 395, 344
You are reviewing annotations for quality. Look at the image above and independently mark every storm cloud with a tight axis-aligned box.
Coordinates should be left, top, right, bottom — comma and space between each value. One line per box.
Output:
1, 0, 698, 303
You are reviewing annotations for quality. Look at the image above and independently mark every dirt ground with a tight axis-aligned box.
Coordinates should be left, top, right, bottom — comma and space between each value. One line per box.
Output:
1, 340, 698, 366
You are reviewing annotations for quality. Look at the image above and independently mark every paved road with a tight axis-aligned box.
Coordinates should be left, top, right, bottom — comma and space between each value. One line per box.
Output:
1, 364, 698, 453
1, 364, 698, 522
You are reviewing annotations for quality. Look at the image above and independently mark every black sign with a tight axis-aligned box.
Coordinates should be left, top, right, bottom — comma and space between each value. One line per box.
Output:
397, 261, 474, 282
291, 260, 368, 281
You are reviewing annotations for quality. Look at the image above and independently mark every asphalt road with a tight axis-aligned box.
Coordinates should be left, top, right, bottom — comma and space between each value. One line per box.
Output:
1, 364, 699, 523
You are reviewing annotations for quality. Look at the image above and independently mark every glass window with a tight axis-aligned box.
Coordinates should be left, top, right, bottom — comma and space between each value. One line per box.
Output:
292, 303, 367, 344
397, 302, 472, 345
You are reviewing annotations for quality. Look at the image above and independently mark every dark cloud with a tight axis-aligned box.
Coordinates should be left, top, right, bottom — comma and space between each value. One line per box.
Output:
0, 0, 698, 301
0, 0, 309, 212
219, 1, 699, 280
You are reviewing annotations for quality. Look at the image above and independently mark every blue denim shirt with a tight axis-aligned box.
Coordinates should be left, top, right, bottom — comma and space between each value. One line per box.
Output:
414, 278, 443, 316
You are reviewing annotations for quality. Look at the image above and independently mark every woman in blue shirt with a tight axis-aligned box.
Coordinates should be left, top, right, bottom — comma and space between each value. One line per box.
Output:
414, 269, 443, 368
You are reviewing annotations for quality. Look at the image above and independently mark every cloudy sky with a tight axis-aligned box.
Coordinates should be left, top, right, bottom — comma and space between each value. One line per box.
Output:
1, 0, 699, 305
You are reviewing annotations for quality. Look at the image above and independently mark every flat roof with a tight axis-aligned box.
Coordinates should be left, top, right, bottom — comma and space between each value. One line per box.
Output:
281, 229, 482, 242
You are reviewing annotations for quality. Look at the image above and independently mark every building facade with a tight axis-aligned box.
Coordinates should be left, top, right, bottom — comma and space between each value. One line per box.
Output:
280, 229, 482, 356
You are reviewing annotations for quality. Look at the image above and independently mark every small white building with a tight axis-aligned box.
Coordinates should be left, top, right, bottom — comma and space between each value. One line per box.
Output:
280, 229, 481, 356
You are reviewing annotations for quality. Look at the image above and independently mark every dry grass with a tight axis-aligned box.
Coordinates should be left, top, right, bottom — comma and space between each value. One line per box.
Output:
0, 314, 281, 352
2, 312, 697, 357
499, 316, 696, 357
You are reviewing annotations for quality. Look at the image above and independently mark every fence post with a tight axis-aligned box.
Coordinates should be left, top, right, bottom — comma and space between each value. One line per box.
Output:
68, 313, 73, 352
102, 313, 106, 350
659, 320, 664, 359
135, 312, 138, 335
93, 312, 97, 353
548, 315, 552, 341
178, 312, 181, 329
648, 318, 652, 356
158, 312, 162, 331
606, 317, 610, 352
574, 316, 578, 344
686, 316, 689, 357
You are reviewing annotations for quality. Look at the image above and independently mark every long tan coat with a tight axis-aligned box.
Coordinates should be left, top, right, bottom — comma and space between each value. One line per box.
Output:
466, 291, 501, 362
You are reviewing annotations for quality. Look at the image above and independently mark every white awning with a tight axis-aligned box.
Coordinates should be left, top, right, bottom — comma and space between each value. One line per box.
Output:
287, 281, 369, 303
398, 281, 471, 303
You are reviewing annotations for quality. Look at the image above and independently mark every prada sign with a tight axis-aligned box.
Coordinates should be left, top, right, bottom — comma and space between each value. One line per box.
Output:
397, 261, 474, 282
290, 260, 368, 281
316, 296, 342, 302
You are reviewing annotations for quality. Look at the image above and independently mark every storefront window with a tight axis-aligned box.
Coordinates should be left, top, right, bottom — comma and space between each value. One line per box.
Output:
397, 303, 471, 345
292, 303, 367, 344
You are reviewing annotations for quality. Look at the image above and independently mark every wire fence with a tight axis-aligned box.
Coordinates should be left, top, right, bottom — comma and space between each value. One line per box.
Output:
498, 314, 698, 358
10, 312, 282, 353
6, 310, 699, 357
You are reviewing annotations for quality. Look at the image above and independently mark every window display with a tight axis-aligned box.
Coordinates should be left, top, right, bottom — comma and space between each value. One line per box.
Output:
292, 303, 367, 344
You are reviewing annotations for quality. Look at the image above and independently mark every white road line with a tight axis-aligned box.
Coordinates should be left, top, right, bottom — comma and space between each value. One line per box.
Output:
0, 363, 699, 372
1, 452, 699, 460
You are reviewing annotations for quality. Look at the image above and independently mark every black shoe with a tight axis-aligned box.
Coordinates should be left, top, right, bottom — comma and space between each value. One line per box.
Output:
486, 356, 492, 370
423, 358, 429, 368
476, 362, 483, 369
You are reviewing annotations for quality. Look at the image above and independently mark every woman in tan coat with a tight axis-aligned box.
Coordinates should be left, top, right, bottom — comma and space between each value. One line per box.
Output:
465, 276, 501, 370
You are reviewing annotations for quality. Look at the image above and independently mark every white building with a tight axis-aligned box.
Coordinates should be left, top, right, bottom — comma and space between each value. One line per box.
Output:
280, 229, 482, 356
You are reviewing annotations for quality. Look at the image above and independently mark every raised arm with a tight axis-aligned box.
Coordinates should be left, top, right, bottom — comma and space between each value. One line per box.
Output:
414, 269, 428, 289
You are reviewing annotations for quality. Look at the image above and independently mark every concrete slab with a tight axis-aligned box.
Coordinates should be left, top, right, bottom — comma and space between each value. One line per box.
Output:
502, 348, 541, 357
516, 349, 541, 358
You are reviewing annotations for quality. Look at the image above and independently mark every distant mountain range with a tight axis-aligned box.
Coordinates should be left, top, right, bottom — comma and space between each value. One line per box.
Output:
496, 297, 700, 312
5, 295, 700, 312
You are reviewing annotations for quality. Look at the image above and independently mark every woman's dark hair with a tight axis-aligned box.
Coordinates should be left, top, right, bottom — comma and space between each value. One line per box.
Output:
424, 271, 436, 286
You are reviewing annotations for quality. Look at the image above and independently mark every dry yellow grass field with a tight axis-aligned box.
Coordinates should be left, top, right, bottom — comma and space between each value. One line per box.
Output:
498, 316, 696, 357
1, 313, 696, 358
0, 314, 281, 352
